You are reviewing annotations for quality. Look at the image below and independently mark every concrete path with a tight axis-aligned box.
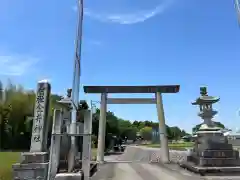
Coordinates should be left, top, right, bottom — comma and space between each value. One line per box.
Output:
91, 146, 240, 180
91, 149, 180, 180
91, 162, 180, 180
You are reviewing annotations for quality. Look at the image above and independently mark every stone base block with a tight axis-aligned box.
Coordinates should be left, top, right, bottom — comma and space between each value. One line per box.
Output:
21, 152, 48, 163
189, 155, 240, 166
12, 162, 48, 180
197, 142, 233, 150
179, 161, 240, 175
198, 149, 239, 158
199, 157, 240, 166
55, 172, 83, 180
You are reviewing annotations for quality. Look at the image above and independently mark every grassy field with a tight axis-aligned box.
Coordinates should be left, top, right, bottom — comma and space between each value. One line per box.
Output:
91, 148, 97, 158
0, 149, 97, 180
0, 152, 20, 180
142, 142, 194, 149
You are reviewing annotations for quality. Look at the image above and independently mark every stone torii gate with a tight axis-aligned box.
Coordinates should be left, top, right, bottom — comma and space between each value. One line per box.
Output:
83, 85, 180, 164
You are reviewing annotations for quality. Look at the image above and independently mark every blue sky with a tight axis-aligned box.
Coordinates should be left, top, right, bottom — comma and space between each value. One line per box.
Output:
1, 0, 240, 132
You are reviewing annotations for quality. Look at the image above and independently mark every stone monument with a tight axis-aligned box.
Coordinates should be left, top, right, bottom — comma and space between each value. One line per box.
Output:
12, 80, 51, 180
12, 82, 95, 180
179, 86, 240, 174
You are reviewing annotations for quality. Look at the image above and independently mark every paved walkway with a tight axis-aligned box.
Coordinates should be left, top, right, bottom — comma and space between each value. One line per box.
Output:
91, 162, 181, 180
91, 149, 180, 180
91, 146, 240, 180
92, 161, 240, 180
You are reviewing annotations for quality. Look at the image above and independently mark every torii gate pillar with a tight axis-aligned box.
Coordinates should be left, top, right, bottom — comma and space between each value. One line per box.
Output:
97, 93, 107, 163
156, 92, 169, 163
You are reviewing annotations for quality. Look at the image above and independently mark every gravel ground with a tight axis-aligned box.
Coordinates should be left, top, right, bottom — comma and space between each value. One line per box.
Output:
117, 146, 188, 163
91, 146, 189, 180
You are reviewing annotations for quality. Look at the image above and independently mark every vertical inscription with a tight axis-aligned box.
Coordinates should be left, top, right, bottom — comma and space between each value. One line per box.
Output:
33, 85, 44, 142
30, 82, 50, 152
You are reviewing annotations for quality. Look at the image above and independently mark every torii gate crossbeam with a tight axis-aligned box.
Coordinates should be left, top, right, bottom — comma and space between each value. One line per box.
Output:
83, 85, 180, 164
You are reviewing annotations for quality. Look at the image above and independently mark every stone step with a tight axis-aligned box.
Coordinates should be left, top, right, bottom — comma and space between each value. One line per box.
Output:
179, 161, 240, 175
55, 172, 83, 180
198, 150, 239, 158
197, 157, 240, 166
20, 152, 48, 163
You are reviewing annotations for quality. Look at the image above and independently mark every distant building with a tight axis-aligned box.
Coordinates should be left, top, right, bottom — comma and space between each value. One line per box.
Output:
151, 127, 160, 143
226, 131, 240, 146
181, 135, 192, 142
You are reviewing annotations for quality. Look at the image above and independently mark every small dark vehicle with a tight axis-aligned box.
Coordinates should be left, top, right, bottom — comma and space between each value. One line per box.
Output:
113, 145, 125, 152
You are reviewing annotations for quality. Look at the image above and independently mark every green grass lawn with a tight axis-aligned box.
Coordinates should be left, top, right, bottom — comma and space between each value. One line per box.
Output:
0, 152, 20, 180
0, 149, 97, 180
91, 148, 97, 159
143, 142, 194, 149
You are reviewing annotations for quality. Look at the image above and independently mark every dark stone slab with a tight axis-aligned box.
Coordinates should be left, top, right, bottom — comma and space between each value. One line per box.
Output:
198, 157, 240, 167
187, 154, 240, 166
198, 150, 239, 158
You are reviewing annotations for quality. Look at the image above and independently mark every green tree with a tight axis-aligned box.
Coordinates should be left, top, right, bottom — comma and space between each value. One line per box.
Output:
140, 126, 152, 140
167, 126, 182, 140
118, 119, 138, 140
0, 80, 189, 150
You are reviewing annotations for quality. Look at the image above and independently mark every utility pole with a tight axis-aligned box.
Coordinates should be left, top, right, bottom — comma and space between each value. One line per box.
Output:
68, 0, 84, 172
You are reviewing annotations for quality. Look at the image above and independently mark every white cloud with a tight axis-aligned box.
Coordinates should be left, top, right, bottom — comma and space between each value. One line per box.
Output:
0, 55, 39, 76
84, 5, 168, 25
73, 0, 174, 25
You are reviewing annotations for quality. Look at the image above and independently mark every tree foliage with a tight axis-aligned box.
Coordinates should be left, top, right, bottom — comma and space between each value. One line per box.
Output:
0, 80, 189, 150
140, 126, 152, 140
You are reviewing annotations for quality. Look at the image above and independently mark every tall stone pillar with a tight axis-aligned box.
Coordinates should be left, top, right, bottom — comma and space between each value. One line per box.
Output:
48, 109, 63, 180
155, 92, 170, 163
30, 80, 51, 152
12, 80, 51, 180
82, 110, 92, 179
97, 93, 107, 163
